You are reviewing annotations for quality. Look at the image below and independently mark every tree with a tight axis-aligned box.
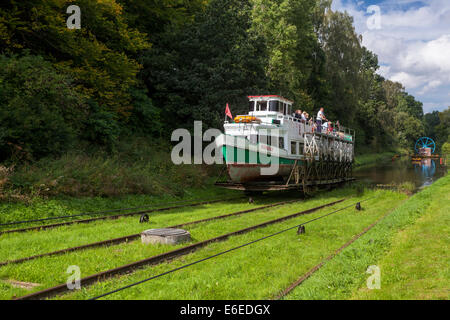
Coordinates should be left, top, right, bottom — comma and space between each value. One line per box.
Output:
118, 0, 207, 35
394, 112, 425, 150
0, 54, 86, 160
251, 0, 318, 108
435, 107, 450, 150
143, 0, 269, 132
0, 0, 149, 117
397, 93, 423, 119
318, 10, 364, 123
423, 111, 440, 142
382, 80, 404, 110
442, 142, 450, 156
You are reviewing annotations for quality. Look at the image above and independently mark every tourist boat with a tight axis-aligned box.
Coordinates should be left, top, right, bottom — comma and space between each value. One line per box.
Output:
215, 95, 355, 185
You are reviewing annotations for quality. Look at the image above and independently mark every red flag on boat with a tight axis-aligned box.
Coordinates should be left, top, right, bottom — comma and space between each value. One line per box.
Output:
225, 103, 233, 120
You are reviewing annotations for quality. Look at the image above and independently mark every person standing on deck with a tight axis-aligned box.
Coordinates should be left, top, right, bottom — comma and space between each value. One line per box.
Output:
301, 112, 307, 121
316, 107, 327, 133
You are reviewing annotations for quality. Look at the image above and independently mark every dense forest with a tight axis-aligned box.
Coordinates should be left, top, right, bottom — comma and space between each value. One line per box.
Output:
0, 0, 449, 164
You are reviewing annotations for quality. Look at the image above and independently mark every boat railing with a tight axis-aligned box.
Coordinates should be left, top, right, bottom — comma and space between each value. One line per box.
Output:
226, 115, 355, 143
284, 116, 355, 142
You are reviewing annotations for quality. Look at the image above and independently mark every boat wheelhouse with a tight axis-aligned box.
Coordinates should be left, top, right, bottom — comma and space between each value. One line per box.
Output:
216, 95, 355, 190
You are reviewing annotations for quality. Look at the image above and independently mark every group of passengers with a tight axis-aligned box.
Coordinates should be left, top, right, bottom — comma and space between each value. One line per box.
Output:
293, 107, 340, 134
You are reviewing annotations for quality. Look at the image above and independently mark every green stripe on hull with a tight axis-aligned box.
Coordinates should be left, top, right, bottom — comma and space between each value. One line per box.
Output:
222, 145, 297, 165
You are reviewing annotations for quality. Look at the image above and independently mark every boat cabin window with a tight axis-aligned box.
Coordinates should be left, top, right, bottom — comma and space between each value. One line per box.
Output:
256, 101, 267, 111
257, 133, 284, 149
291, 141, 297, 155
269, 100, 279, 112
259, 134, 270, 146
249, 101, 255, 112
278, 137, 285, 149
281, 103, 291, 116
251, 99, 293, 115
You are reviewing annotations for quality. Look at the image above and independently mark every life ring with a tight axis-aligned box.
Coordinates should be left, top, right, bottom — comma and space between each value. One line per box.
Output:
234, 116, 261, 123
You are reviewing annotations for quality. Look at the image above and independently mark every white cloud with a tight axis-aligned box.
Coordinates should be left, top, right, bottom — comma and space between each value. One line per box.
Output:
332, 0, 450, 112
419, 80, 442, 95
423, 101, 450, 113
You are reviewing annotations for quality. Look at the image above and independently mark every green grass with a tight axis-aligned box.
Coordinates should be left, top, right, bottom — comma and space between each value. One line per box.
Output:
54, 189, 404, 300
284, 173, 449, 300
0, 186, 239, 227
0, 189, 355, 299
0, 187, 404, 300
3, 176, 446, 300
351, 177, 449, 300
0, 196, 287, 262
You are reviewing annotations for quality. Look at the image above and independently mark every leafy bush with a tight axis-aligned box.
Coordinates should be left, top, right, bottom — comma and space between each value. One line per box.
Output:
82, 100, 121, 151
442, 142, 450, 155
126, 87, 161, 136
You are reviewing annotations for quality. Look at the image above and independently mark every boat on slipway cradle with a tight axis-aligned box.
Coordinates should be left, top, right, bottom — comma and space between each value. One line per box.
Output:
215, 95, 355, 192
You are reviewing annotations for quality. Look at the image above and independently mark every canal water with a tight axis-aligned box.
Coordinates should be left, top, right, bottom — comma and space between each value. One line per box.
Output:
353, 157, 447, 189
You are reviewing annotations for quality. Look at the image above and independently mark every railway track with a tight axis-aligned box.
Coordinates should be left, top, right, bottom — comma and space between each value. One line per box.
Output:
0, 197, 247, 228
86, 196, 380, 300
14, 198, 345, 300
273, 201, 405, 300
0, 199, 302, 267
0, 197, 244, 235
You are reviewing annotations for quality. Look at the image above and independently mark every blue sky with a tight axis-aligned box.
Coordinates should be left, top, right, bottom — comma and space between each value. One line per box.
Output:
332, 0, 450, 113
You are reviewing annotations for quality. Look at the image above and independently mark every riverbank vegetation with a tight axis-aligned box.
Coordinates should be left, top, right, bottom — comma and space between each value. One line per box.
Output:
0, 0, 449, 200
354, 152, 396, 168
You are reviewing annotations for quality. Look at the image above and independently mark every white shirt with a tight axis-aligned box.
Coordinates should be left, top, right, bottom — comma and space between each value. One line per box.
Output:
317, 110, 325, 121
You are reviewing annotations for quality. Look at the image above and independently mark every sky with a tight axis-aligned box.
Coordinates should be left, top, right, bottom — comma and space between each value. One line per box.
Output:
331, 0, 450, 113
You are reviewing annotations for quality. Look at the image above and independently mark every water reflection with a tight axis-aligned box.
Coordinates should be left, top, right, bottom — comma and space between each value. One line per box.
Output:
354, 157, 446, 189
414, 159, 435, 178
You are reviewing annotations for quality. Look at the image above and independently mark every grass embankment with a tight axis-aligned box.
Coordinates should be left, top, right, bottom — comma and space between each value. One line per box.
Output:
354, 152, 397, 169
285, 173, 449, 300
0, 187, 406, 300
0, 138, 221, 202
352, 177, 449, 299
